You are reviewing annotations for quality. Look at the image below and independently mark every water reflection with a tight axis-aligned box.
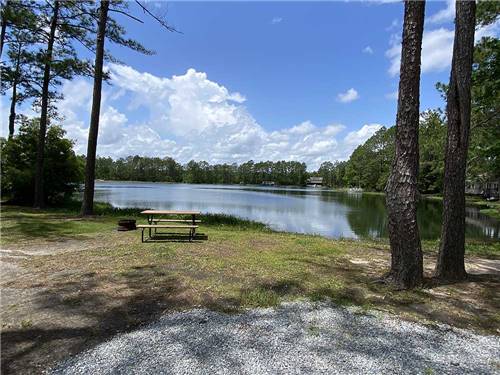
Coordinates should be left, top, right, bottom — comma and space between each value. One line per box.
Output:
93, 181, 500, 240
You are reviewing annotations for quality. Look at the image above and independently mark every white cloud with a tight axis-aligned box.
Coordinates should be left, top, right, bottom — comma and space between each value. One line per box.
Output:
427, 0, 455, 25
2, 65, 385, 170
362, 46, 374, 54
387, 28, 454, 76
288, 121, 316, 135
386, 21, 500, 76
97, 107, 128, 145
421, 28, 455, 73
385, 33, 402, 77
271, 17, 282, 25
337, 88, 360, 103
344, 124, 383, 146
324, 124, 345, 136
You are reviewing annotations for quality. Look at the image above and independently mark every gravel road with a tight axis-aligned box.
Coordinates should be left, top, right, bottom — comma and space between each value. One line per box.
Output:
51, 301, 500, 375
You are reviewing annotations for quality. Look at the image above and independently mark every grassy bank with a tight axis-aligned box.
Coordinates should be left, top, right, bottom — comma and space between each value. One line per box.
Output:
1, 201, 498, 257
1, 203, 499, 373
423, 194, 500, 220
327, 189, 499, 220
467, 197, 500, 220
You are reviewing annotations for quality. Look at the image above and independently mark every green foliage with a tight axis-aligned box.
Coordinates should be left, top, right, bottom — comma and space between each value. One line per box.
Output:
95, 157, 308, 186
344, 127, 394, 191
0, 118, 84, 204
336, 110, 447, 193
235, 160, 307, 185
433, 4, 499, 186
96, 156, 183, 182
317, 161, 347, 187
468, 36, 500, 181
476, 0, 500, 28
418, 110, 446, 193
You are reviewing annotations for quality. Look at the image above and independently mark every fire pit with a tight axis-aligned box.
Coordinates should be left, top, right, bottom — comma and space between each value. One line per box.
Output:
117, 219, 136, 231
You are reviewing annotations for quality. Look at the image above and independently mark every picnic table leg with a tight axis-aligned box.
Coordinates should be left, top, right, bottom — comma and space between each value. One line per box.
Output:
141, 228, 144, 243
191, 214, 196, 240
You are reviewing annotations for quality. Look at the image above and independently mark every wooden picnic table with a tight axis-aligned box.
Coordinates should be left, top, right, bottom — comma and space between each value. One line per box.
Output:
138, 210, 201, 242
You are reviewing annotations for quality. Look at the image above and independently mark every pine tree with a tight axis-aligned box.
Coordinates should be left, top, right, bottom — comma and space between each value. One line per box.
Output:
32, 0, 94, 208
435, 1, 476, 281
385, 0, 426, 289
80, 0, 177, 216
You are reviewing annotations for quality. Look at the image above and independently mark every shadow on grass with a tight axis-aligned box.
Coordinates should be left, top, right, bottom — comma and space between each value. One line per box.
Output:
305, 262, 500, 332
143, 232, 209, 243
2, 219, 103, 242
1, 202, 269, 246
1, 267, 187, 374
2, 254, 499, 375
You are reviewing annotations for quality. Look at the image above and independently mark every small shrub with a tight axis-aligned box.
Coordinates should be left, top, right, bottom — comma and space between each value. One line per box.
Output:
1, 118, 83, 205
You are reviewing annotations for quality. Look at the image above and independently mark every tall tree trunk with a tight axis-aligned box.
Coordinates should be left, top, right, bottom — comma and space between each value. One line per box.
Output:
0, 0, 9, 59
81, 0, 109, 216
435, 1, 476, 281
9, 79, 17, 138
8, 44, 21, 138
33, 0, 59, 208
385, 0, 425, 290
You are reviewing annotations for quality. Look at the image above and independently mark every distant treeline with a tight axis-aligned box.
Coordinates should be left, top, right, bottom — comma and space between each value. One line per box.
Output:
92, 110, 437, 189
95, 106, 497, 193
95, 158, 309, 186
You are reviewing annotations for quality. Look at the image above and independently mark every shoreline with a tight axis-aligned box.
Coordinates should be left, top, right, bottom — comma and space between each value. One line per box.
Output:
91, 180, 500, 220
2, 201, 499, 257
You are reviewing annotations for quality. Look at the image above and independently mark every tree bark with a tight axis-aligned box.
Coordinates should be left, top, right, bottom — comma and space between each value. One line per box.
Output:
81, 0, 109, 216
8, 44, 21, 138
9, 78, 17, 138
385, 0, 425, 289
0, 0, 9, 59
435, 1, 476, 281
33, 0, 59, 208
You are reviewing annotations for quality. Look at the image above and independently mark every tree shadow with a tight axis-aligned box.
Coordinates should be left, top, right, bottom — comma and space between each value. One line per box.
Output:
1, 268, 189, 374
2, 251, 498, 374
35, 293, 499, 374
276, 254, 500, 333
1, 218, 105, 242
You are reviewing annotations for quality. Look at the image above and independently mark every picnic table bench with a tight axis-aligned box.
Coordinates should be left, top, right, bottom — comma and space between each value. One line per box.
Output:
138, 210, 201, 242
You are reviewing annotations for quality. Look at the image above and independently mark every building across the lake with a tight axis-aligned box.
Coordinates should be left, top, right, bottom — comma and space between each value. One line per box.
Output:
261, 181, 276, 186
306, 177, 324, 186
465, 179, 499, 199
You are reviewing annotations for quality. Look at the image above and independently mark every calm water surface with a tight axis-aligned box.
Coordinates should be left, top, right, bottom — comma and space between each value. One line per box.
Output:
94, 181, 500, 240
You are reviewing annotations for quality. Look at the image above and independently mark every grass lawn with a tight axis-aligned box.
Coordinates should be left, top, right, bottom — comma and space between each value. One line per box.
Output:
1, 203, 499, 374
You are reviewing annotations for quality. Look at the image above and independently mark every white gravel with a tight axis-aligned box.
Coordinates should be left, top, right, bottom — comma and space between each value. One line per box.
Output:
51, 301, 500, 375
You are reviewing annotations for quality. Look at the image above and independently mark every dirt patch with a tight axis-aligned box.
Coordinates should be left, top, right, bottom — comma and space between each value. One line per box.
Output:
1, 231, 130, 257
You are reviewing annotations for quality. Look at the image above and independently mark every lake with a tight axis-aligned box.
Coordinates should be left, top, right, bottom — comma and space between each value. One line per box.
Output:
94, 181, 500, 240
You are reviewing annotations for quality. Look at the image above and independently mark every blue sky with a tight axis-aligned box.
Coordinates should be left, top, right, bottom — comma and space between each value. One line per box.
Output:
2, 0, 499, 169
118, 1, 445, 130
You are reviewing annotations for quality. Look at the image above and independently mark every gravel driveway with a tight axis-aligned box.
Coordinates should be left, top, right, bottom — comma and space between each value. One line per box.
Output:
51, 302, 500, 375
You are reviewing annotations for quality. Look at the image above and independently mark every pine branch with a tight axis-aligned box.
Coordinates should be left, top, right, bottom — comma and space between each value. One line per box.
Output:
134, 1, 181, 34
109, 8, 144, 24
